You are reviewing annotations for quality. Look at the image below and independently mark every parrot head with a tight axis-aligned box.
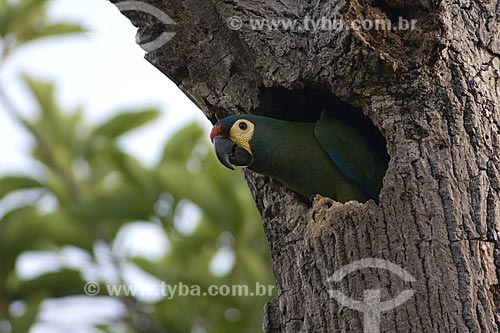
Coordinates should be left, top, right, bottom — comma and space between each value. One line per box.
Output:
210, 115, 255, 170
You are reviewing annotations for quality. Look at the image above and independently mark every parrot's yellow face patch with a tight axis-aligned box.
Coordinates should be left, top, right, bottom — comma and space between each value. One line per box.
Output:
229, 119, 254, 156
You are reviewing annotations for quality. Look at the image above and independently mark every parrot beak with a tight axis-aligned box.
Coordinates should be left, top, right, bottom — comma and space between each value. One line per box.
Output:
213, 136, 253, 170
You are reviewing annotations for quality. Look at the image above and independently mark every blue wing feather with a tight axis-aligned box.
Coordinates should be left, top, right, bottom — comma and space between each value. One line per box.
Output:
314, 112, 384, 201
323, 147, 379, 199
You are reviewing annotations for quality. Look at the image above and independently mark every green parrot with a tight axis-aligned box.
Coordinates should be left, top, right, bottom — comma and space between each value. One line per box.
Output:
210, 113, 386, 203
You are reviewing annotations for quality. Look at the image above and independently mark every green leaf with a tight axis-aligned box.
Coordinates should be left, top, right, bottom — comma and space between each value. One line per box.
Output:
0, 0, 48, 38
94, 324, 119, 333
0, 206, 41, 289
15, 269, 85, 299
66, 192, 154, 239
18, 22, 85, 43
107, 148, 157, 194
160, 123, 205, 164
157, 162, 239, 230
22, 75, 59, 121
0, 176, 43, 200
94, 109, 160, 139
22, 75, 85, 169
22, 76, 66, 145
10, 294, 44, 333
41, 212, 95, 251
0, 0, 84, 47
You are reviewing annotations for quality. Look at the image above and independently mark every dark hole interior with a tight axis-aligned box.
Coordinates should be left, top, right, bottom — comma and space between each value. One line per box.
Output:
253, 87, 390, 169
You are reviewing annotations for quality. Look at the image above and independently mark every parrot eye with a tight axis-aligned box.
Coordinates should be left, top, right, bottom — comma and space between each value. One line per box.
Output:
238, 122, 248, 130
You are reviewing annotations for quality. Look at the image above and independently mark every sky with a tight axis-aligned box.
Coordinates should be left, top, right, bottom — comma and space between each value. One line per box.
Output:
0, 0, 211, 175
0, 1, 217, 332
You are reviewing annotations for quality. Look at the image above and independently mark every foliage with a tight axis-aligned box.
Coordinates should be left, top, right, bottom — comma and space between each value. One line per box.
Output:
0, 1, 274, 332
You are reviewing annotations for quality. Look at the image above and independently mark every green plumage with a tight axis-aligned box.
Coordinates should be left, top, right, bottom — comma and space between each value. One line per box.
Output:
214, 113, 386, 203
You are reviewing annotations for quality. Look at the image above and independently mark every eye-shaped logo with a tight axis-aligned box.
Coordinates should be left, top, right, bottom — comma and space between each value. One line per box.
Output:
327, 258, 415, 333
115, 1, 176, 52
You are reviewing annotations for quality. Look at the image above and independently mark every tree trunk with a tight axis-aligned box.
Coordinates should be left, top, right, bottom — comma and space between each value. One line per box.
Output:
113, 0, 500, 331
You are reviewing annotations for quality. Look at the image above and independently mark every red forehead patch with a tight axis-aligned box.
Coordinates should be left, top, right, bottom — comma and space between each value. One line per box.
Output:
210, 124, 222, 142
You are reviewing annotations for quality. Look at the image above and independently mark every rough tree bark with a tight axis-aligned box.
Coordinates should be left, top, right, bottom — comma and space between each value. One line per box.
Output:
113, 0, 500, 331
